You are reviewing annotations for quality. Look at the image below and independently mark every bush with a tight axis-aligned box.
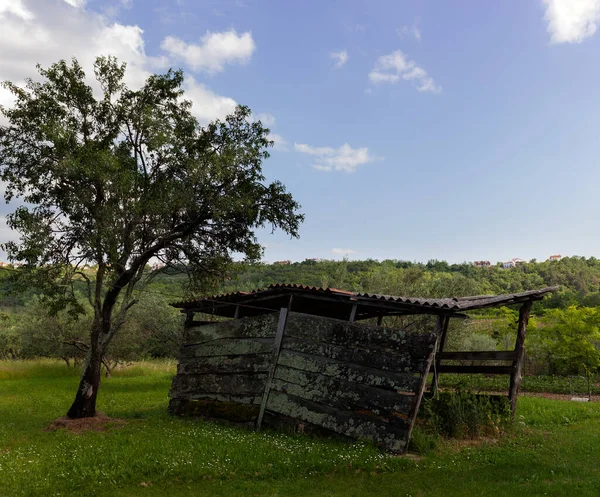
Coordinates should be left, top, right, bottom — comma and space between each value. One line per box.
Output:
420, 389, 511, 439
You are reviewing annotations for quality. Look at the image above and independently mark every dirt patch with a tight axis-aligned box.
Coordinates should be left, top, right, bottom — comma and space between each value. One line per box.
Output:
44, 412, 126, 433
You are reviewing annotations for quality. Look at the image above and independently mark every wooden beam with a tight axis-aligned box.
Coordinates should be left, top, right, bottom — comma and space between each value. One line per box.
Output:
508, 300, 532, 419
349, 303, 358, 322
256, 307, 289, 430
406, 316, 442, 451
437, 365, 513, 375
439, 351, 518, 361
431, 316, 450, 396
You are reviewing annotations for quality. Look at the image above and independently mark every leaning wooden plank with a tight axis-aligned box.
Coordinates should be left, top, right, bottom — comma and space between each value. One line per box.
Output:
170, 373, 268, 396
439, 351, 518, 361
277, 349, 422, 391
179, 338, 274, 359
177, 354, 272, 375
271, 366, 414, 421
265, 390, 409, 453
285, 311, 436, 352
436, 365, 513, 374
185, 313, 278, 344
169, 397, 260, 422
281, 336, 433, 374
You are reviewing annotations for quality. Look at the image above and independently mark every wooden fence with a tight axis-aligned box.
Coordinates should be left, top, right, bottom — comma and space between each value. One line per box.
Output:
169, 309, 438, 453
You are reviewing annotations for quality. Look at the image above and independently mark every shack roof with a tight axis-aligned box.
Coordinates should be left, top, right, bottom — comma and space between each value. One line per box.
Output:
171, 284, 558, 322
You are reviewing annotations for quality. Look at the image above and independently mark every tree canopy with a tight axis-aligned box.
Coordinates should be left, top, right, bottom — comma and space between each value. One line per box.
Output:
0, 56, 303, 417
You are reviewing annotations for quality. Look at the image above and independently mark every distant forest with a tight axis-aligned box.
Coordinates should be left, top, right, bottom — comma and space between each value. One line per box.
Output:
2, 256, 600, 310
2, 256, 600, 374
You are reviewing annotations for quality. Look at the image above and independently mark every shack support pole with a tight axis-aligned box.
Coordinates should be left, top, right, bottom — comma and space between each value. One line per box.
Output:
256, 307, 289, 430
349, 303, 358, 322
406, 315, 445, 451
431, 316, 450, 396
508, 300, 533, 419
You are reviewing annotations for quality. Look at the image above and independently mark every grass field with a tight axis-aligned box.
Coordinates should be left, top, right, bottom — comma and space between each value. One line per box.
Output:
1, 360, 600, 497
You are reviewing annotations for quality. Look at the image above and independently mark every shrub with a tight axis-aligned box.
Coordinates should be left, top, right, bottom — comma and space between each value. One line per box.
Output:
420, 388, 511, 439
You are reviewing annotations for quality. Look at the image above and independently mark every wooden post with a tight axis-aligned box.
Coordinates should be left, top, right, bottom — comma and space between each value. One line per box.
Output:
431, 316, 450, 396
508, 300, 533, 419
233, 305, 240, 319
349, 303, 358, 322
405, 316, 445, 451
185, 312, 194, 328
256, 307, 288, 430
377, 314, 383, 326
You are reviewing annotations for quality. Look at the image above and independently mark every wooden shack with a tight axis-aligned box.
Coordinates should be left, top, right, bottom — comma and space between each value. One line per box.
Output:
169, 284, 556, 453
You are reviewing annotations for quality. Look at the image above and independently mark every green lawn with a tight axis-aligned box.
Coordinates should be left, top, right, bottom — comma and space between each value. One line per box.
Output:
1, 360, 600, 497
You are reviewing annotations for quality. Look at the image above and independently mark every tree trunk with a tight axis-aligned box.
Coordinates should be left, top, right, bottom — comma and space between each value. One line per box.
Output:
66, 347, 103, 418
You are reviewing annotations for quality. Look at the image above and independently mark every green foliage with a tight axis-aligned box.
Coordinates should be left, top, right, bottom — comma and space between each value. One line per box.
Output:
0, 55, 303, 414
536, 306, 600, 375
3, 361, 600, 496
0, 311, 20, 359
421, 390, 511, 439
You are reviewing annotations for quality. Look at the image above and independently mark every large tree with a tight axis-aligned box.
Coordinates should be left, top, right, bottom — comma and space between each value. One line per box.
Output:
0, 57, 303, 418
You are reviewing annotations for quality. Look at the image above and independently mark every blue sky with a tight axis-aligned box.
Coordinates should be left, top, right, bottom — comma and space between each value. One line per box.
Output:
1, 0, 600, 264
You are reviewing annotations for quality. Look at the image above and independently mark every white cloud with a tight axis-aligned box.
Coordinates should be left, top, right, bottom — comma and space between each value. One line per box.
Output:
368, 49, 440, 93
183, 77, 238, 124
161, 30, 255, 74
255, 112, 276, 127
397, 24, 421, 41
331, 248, 357, 256
268, 133, 288, 151
330, 50, 349, 68
250, 113, 288, 151
0, 2, 246, 128
543, 0, 600, 43
0, 0, 34, 20
294, 143, 378, 173
63, 0, 86, 7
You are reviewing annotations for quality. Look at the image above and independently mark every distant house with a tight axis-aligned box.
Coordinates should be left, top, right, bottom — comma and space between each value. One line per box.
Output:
274, 260, 292, 265
502, 258, 524, 269
473, 260, 491, 267
0, 262, 7, 268
548, 254, 562, 262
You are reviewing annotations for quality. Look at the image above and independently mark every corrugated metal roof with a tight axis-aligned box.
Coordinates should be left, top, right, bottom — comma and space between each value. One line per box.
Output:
171, 283, 558, 315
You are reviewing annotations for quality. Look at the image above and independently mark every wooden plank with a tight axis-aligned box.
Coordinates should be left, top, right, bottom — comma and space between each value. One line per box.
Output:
170, 373, 268, 396
271, 366, 414, 421
276, 349, 422, 391
281, 336, 432, 374
265, 390, 409, 453
284, 311, 438, 353
431, 316, 450, 395
509, 300, 533, 418
349, 303, 358, 322
439, 351, 518, 361
185, 313, 278, 344
177, 354, 272, 375
169, 392, 262, 405
168, 397, 260, 422
407, 316, 440, 445
257, 307, 289, 430
437, 365, 513, 374
179, 338, 274, 359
